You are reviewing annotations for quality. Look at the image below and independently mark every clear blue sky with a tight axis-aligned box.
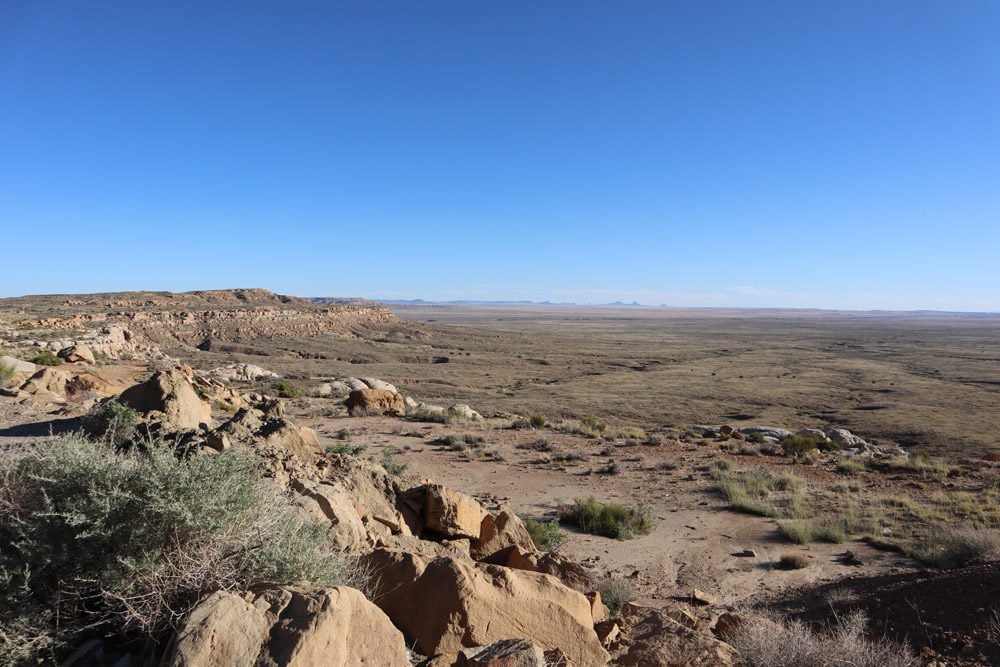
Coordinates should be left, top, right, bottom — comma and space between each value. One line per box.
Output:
1, 2, 998, 310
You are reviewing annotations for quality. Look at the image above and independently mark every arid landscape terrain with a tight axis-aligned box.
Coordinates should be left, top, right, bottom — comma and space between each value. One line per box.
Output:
1, 290, 998, 666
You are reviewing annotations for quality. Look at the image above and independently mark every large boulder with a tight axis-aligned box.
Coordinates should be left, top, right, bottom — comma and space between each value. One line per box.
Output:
448, 404, 482, 421
471, 510, 536, 562
0, 355, 36, 376
58, 344, 96, 364
20, 367, 72, 399
364, 550, 609, 666
289, 478, 369, 551
118, 368, 212, 432
344, 388, 405, 416
167, 585, 408, 666
403, 484, 487, 539
360, 377, 398, 393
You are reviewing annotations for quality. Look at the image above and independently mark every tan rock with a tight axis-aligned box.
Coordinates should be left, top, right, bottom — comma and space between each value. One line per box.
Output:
364, 550, 609, 666
472, 510, 536, 562
405, 484, 487, 539
691, 588, 717, 606
290, 478, 369, 551
21, 367, 71, 397
0, 355, 35, 376
464, 639, 545, 666
58, 344, 95, 364
611, 605, 736, 666
118, 368, 212, 432
344, 388, 405, 416
167, 585, 408, 666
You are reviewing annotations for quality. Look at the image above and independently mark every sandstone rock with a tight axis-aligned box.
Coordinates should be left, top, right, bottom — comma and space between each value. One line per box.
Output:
464, 639, 545, 667
611, 604, 736, 666
471, 510, 536, 562
360, 377, 398, 393
795, 428, 830, 442
691, 589, 717, 606
214, 406, 321, 462
404, 395, 418, 409
364, 550, 609, 666
448, 403, 482, 421
0, 355, 36, 375
118, 368, 212, 432
738, 426, 792, 442
595, 620, 620, 646
404, 484, 486, 539
208, 363, 279, 383
167, 585, 407, 666
502, 546, 594, 593
344, 388, 405, 416
343, 377, 369, 391
290, 478, 369, 551
825, 428, 869, 450
58, 344, 95, 364
21, 367, 71, 397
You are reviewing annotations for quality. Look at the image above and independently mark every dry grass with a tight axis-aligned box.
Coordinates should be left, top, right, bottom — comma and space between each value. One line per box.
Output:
709, 461, 807, 519
725, 609, 916, 667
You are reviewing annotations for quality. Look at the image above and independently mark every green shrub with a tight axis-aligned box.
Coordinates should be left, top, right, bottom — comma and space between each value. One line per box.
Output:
0, 361, 15, 389
522, 517, 568, 553
30, 350, 62, 367
380, 449, 406, 476
83, 400, 139, 446
271, 380, 301, 399
595, 577, 635, 615
710, 462, 807, 519
777, 519, 848, 544
560, 497, 655, 540
325, 442, 367, 456
0, 435, 347, 664
909, 526, 1000, 568
529, 413, 548, 428
781, 433, 840, 456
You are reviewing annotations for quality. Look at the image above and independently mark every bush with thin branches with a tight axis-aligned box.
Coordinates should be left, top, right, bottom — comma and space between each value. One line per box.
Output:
0, 434, 349, 664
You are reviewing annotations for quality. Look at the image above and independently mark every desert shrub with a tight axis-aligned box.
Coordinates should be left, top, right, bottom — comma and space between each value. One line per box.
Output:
529, 413, 548, 428
644, 435, 664, 446
781, 433, 840, 456
551, 452, 587, 463
325, 442, 367, 456
777, 519, 847, 544
271, 380, 301, 399
884, 450, 953, 478
380, 449, 406, 476
777, 553, 811, 570
725, 609, 915, 667
436, 434, 485, 451
710, 462, 807, 519
836, 457, 867, 474
595, 577, 635, 615
598, 460, 621, 475
30, 350, 62, 366
581, 416, 607, 435
522, 517, 567, 553
909, 526, 1000, 568
0, 435, 347, 664
516, 439, 553, 452
83, 400, 139, 446
405, 406, 449, 423
0, 361, 15, 389
560, 497, 655, 539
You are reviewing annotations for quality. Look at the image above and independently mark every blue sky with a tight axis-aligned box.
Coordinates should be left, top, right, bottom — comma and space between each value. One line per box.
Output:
1, 2, 998, 310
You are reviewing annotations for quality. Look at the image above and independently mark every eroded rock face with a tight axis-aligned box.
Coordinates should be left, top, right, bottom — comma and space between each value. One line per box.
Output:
167, 585, 408, 666
214, 405, 321, 463
118, 368, 212, 432
471, 510, 536, 562
403, 484, 487, 540
364, 550, 609, 666
207, 363, 279, 383
611, 603, 736, 666
344, 388, 405, 416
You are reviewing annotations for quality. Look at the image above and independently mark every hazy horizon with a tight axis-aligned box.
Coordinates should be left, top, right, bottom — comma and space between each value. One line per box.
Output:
2, 2, 997, 310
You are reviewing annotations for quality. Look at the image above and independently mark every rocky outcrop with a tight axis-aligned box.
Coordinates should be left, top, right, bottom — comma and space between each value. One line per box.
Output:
167, 585, 408, 666
403, 484, 487, 540
58, 344, 95, 364
213, 404, 320, 463
207, 363, 279, 383
118, 367, 212, 432
471, 510, 536, 562
364, 550, 609, 666
345, 388, 405, 416
610, 603, 737, 666
0, 355, 36, 376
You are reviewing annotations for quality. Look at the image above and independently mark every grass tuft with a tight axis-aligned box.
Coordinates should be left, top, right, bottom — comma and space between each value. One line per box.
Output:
560, 497, 655, 540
